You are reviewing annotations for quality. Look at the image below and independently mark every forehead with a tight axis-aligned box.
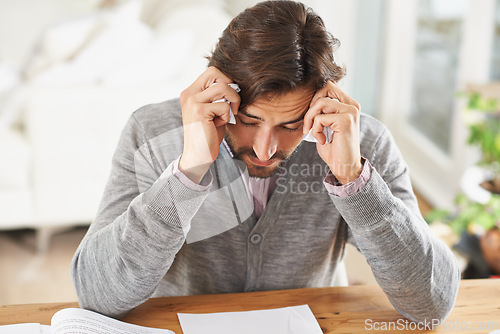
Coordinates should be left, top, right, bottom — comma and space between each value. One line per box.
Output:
245, 88, 314, 121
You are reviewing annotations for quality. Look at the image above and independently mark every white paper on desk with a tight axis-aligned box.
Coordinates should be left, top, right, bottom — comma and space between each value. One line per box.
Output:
40, 325, 51, 334
178, 304, 323, 334
0, 323, 41, 333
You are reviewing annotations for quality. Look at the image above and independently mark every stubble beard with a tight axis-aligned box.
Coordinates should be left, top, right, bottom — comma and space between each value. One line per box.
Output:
224, 132, 295, 179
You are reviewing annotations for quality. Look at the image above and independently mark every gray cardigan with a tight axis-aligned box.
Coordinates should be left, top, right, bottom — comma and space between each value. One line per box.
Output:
71, 98, 460, 322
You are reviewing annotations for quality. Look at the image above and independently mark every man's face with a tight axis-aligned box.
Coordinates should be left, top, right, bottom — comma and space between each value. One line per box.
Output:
225, 88, 314, 178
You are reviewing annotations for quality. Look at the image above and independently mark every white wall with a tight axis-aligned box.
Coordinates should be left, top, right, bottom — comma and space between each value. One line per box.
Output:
0, 0, 98, 68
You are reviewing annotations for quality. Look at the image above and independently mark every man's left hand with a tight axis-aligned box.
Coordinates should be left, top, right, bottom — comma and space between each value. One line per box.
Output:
303, 81, 362, 185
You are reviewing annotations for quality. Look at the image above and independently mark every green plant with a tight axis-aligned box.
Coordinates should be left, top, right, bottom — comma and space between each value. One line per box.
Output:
466, 92, 500, 165
464, 91, 500, 189
466, 91, 500, 112
426, 87, 500, 235
425, 194, 500, 236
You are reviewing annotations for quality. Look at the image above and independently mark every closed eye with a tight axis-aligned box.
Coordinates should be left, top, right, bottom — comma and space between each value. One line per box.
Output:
280, 125, 301, 132
240, 119, 259, 126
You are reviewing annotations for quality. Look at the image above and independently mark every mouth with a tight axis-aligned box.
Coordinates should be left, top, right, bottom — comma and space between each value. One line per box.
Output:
247, 155, 279, 167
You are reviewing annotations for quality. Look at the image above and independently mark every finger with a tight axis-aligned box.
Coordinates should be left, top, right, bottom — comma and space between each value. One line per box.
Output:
185, 97, 232, 126
310, 114, 333, 145
303, 97, 341, 135
209, 101, 232, 127
309, 84, 330, 107
304, 87, 327, 134
305, 94, 358, 137
199, 66, 233, 91
311, 113, 349, 145
310, 81, 360, 113
197, 82, 239, 103
303, 107, 321, 135
303, 93, 328, 134
226, 88, 241, 116
184, 66, 234, 98
309, 97, 343, 115
323, 81, 360, 112
201, 82, 241, 116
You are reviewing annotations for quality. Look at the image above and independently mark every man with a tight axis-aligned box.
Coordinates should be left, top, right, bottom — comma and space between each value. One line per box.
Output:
71, 0, 459, 323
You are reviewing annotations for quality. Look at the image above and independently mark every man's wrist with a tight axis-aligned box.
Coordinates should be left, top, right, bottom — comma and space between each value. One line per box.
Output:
178, 155, 211, 185
331, 159, 364, 185
324, 158, 371, 198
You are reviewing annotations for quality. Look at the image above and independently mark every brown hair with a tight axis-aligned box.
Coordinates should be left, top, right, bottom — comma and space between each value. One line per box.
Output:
207, 0, 345, 108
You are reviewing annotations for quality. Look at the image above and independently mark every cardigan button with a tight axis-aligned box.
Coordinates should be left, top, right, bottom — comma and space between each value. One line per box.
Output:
250, 233, 262, 244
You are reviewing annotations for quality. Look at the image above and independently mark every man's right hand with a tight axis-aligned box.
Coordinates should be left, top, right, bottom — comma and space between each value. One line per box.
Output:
178, 67, 241, 184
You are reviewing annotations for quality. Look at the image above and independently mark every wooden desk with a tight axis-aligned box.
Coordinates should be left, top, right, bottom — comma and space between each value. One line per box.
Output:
0, 279, 498, 333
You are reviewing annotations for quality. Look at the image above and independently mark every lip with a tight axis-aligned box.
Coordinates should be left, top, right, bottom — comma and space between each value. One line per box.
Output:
248, 155, 278, 167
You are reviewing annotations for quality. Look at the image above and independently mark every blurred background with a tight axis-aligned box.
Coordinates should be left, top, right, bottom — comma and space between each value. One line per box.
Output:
0, 0, 499, 306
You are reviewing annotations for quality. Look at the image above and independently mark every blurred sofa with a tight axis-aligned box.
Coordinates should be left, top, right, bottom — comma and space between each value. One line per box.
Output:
0, 0, 254, 250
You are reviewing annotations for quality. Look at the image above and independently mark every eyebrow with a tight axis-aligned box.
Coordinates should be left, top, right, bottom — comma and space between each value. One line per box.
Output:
239, 109, 306, 125
239, 109, 264, 121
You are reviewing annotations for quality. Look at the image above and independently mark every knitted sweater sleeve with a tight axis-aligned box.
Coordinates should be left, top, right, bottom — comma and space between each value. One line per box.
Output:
71, 113, 211, 318
328, 123, 460, 323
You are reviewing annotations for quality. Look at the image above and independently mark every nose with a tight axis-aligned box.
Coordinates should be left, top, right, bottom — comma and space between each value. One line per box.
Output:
253, 127, 277, 161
